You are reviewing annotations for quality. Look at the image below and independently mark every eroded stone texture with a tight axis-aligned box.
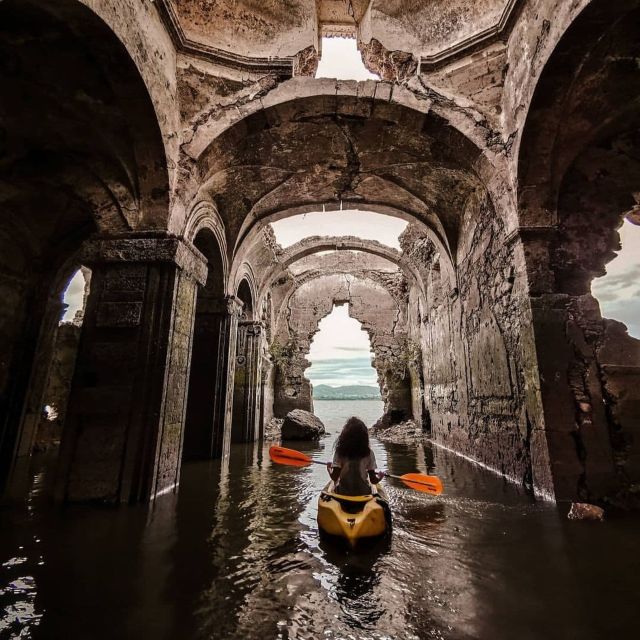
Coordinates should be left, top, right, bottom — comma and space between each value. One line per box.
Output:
170, 0, 317, 58
402, 193, 546, 494
271, 265, 411, 424
2, 0, 640, 508
56, 236, 205, 503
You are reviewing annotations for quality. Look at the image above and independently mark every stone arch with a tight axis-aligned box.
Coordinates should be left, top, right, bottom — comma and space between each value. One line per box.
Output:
0, 0, 171, 497
181, 78, 499, 172
518, 0, 640, 241
256, 235, 427, 303
183, 200, 229, 288
1, 0, 170, 231
236, 275, 256, 321
271, 270, 410, 422
516, 0, 640, 502
186, 91, 500, 267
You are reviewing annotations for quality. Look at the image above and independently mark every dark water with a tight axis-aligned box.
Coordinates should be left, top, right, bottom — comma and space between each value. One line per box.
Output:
2, 400, 640, 639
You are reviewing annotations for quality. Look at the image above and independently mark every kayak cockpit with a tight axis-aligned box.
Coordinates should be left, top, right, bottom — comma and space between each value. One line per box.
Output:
317, 482, 391, 546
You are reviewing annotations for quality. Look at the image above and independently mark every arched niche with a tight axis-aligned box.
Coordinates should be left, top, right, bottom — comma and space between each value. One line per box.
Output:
0, 0, 168, 486
182, 228, 228, 462
517, 0, 640, 502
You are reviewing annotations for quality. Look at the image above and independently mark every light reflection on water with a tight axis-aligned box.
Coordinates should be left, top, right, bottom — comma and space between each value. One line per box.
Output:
1, 400, 640, 639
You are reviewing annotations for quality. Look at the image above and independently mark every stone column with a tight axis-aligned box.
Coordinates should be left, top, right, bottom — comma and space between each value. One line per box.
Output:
259, 357, 274, 440
55, 235, 207, 504
183, 296, 242, 461
220, 297, 243, 460
231, 321, 263, 444
519, 227, 618, 501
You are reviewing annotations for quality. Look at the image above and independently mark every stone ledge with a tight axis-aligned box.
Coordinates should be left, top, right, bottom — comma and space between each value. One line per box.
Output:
80, 235, 208, 285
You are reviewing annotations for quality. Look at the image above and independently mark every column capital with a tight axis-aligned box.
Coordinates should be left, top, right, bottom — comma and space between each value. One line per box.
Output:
238, 320, 265, 335
225, 295, 245, 317
80, 233, 207, 285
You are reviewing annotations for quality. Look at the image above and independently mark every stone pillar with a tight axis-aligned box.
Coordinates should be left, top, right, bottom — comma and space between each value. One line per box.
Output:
55, 235, 207, 504
259, 357, 274, 439
519, 227, 618, 501
183, 296, 241, 461
231, 321, 263, 444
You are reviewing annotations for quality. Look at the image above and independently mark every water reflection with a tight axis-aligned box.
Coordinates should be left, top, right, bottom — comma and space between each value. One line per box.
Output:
319, 537, 388, 630
1, 405, 640, 639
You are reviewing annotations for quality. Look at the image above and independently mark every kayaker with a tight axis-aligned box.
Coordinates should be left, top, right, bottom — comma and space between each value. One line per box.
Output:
327, 417, 384, 495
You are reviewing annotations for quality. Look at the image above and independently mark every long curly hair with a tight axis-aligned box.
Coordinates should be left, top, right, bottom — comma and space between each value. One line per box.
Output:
334, 416, 370, 459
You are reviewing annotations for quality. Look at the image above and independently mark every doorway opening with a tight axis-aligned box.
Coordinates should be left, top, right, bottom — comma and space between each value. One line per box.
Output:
306, 304, 382, 428
182, 229, 226, 462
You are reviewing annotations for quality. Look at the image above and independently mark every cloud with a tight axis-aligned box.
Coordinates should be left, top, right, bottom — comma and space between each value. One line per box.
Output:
593, 265, 640, 292
306, 354, 378, 386
592, 221, 640, 338
599, 298, 640, 338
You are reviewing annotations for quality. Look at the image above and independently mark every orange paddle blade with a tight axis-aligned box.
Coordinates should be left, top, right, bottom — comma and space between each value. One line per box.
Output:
269, 445, 313, 468
397, 473, 443, 495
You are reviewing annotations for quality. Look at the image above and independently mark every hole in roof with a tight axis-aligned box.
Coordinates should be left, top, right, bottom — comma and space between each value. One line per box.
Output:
315, 37, 379, 81
270, 210, 407, 249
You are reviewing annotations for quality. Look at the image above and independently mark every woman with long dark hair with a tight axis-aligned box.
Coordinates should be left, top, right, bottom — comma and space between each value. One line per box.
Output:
327, 416, 384, 495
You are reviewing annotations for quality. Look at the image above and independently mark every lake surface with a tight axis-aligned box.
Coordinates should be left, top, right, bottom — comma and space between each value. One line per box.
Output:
1, 400, 640, 639
313, 398, 385, 432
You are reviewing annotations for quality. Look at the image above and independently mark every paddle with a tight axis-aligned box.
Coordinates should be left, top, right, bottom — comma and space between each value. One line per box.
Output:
269, 445, 443, 495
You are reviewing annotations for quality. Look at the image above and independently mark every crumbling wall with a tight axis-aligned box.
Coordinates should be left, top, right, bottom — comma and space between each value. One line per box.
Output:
271, 270, 410, 419
403, 190, 541, 490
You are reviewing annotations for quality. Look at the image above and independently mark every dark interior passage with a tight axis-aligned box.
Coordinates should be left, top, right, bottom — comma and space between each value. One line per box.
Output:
183, 230, 227, 461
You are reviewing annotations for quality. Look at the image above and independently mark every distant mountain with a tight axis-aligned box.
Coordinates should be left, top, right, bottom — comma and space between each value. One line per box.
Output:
313, 385, 381, 400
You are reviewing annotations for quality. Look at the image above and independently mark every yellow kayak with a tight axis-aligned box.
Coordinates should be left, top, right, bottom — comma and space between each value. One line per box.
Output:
317, 482, 391, 546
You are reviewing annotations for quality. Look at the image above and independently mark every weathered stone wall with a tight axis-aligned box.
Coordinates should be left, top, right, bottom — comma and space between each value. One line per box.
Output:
33, 323, 82, 452
403, 190, 547, 493
271, 268, 410, 420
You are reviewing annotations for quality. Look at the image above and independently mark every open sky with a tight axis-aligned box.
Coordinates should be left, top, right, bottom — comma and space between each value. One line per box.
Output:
591, 219, 640, 338
316, 37, 379, 81
305, 304, 378, 387
270, 210, 407, 249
